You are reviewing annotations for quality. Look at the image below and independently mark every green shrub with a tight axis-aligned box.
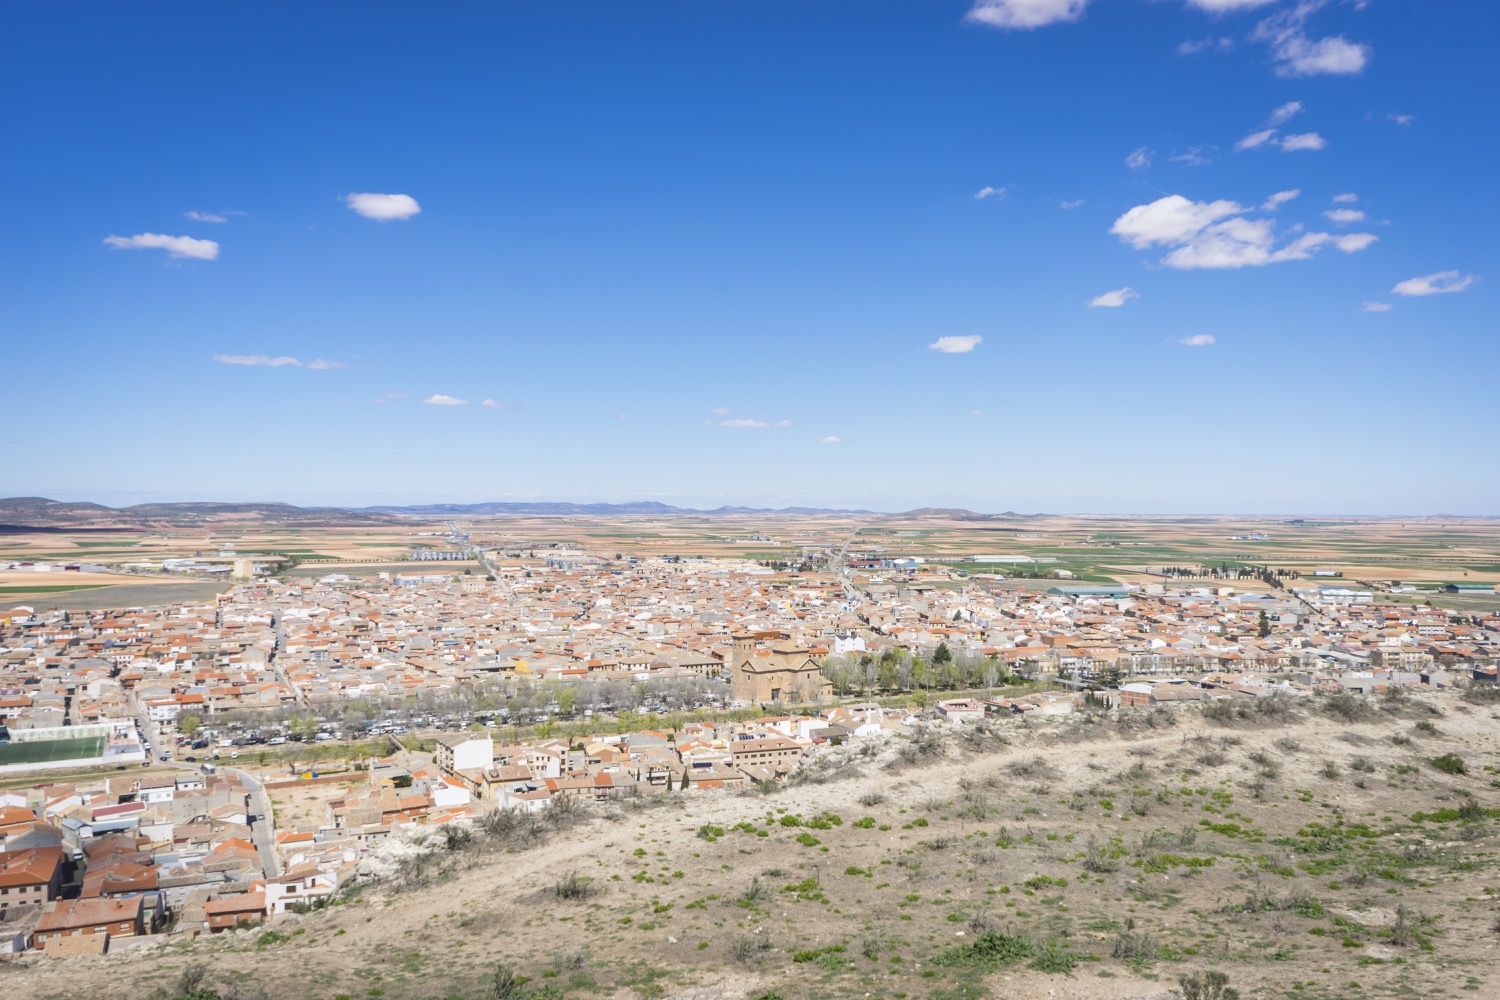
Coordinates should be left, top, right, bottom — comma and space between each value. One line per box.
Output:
1029, 945, 1079, 974
933, 931, 1035, 968
1432, 753, 1467, 775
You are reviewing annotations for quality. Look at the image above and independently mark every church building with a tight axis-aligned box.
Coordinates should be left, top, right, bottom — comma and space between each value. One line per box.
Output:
728, 631, 833, 705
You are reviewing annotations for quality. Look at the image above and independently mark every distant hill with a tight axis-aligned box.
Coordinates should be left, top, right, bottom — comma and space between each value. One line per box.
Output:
0, 497, 401, 528
0, 496, 1020, 527
357, 501, 689, 516
357, 501, 878, 516
0, 496, 118, 517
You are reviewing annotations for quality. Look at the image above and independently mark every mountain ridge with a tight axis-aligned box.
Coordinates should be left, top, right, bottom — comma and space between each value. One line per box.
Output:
0, 496, 1017, 525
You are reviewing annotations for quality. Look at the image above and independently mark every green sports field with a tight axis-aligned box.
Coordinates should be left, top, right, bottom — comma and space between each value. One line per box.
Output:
0, 736, 105, 765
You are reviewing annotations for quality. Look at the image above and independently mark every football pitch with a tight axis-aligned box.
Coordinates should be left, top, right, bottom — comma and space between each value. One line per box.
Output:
0, 735, 105, 766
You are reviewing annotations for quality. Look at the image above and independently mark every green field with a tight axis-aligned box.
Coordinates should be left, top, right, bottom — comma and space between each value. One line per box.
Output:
0, 584, 110, 595
0, 736, 105, 766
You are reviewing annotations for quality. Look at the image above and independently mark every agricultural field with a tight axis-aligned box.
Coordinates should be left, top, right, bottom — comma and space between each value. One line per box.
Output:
16, 689, 1500, 1000
4, 513, 1496, 613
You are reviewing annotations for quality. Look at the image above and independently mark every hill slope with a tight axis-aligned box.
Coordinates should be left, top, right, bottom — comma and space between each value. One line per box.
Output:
12, 690, 1499, 1000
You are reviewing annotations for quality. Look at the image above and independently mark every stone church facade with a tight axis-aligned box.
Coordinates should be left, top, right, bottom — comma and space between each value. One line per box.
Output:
728, 631, 833, 705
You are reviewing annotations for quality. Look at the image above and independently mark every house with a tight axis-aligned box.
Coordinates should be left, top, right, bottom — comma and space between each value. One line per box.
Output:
729, 734, 805, 774
1119, 680, 1202, 708
204, 890, 266, 932
434, 733, 493, 774
263, 865, 337, 915
0, 902, 41, 957
934, 698, 985, 723
33, 896, 145, 948
0, 846, 64, 904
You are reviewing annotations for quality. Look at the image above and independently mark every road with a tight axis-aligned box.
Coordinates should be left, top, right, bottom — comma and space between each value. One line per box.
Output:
830, 525, 866, 603
268, 609, 308, 708
446, 520, 498, 576
236, 768, 279, 876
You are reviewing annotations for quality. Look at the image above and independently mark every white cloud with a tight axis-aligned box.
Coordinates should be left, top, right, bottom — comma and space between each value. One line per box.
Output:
1386, 113, 1415, 125
1059, 199, 1086, 209
965, 0, 1088, 30
185, 211, 228, 223
213, 354, 301, 367
1361, 301, 1392, 313
1323, 208, 1365, 225
1392, 271, 1476, 297
345, 192, 421, 221
928, 335, 983, 354
1111, 194, 1376, 270
307, 358, 348, 370
974, 185, 1009, 200
422, 394, 469, 406
374, 393, 406, 404
480, 399, 518, 410
709, 407, 731, 416
1280, 131, 1326, 151
1179, 334, 1216, 347
717, 418, 791, 429
1332, 192, 1358, 203
1187, 0, 1276, 11
820, 436, 842, 445
104, 233, 219, 260
1169, 147, 1213, 167
1125, 147, 1154, 170
1268, 100, 1304, 125
1235, 129, 1278, 151
1254, 2, 1370, 78
1088, 287, 1140, 309
1262, 189, 1301, 211
1109, 195, 1246, 249
1177, 36, 1235, 55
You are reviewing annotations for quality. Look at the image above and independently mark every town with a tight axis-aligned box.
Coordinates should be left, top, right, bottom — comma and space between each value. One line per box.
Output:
2, 528, 1496, 961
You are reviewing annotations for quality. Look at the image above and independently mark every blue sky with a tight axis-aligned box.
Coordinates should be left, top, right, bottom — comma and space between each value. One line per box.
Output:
2, 1, 1493, 514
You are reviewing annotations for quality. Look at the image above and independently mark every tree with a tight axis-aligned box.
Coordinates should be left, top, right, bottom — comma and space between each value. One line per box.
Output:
982, 658, 1002, 693
179, 715, 202, 736
288, 713, 318, 743
1257, 610, 1271, 638
932, 642, 952, 665
679, 768, 690, 791
1094, 666, 1123, 691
